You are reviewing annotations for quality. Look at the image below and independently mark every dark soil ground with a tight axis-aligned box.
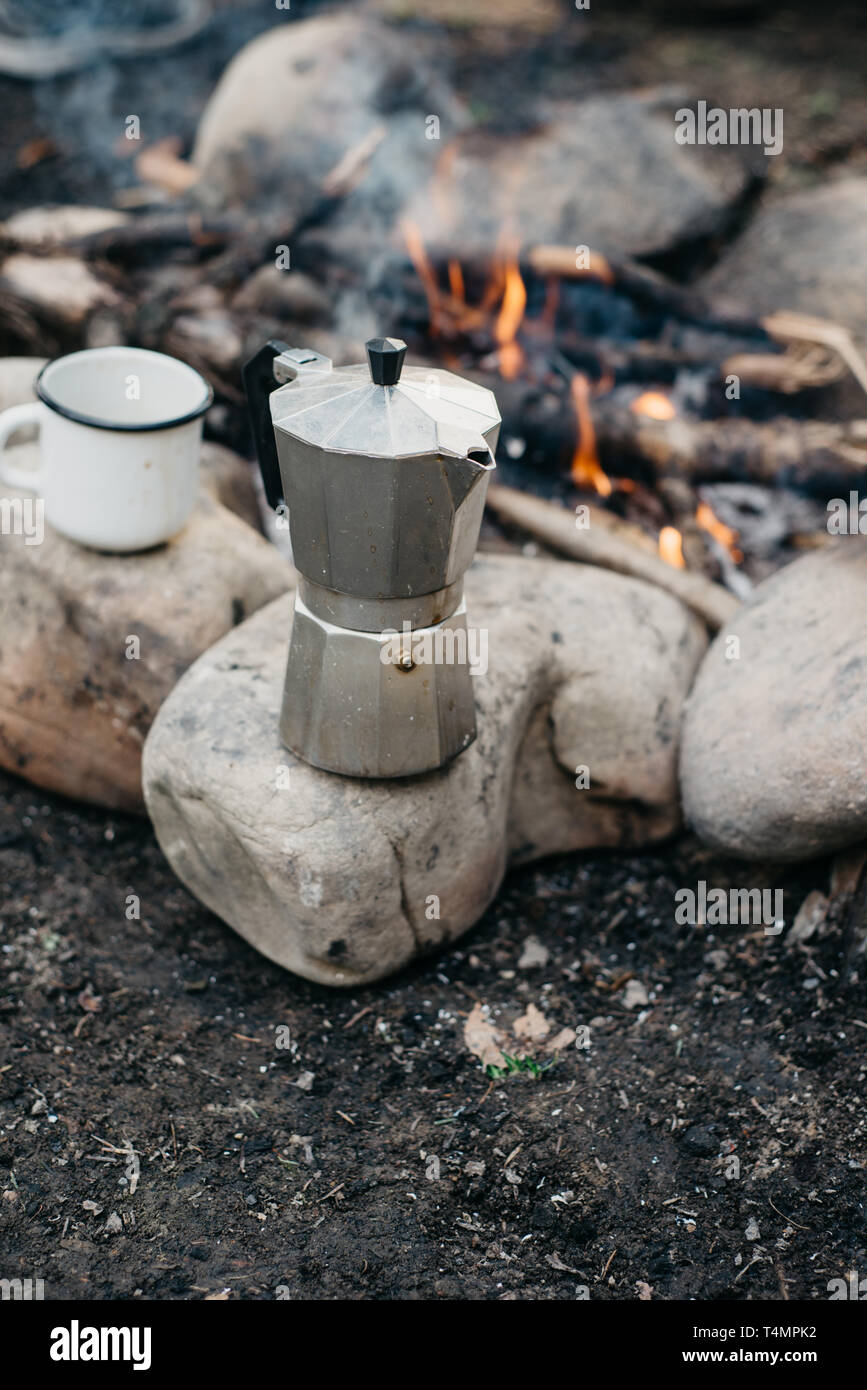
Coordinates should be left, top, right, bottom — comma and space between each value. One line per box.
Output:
1, 765, 865, 1301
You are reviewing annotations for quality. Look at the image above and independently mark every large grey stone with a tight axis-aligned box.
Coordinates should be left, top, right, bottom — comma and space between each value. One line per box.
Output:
401, 94, 754, 261
192, 11, 464, 213
143, 554, 707, 986
701, 178, 867, 346
0, 462, 291, 811
681, 540, 867, 861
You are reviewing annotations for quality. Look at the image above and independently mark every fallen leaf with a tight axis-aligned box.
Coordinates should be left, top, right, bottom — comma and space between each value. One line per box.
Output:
545, 1027, 576, 1053
463, 1003, 506, 1068
135, 137, 199, 196
512, 1002, 550, 1042
788, 890, 828, 947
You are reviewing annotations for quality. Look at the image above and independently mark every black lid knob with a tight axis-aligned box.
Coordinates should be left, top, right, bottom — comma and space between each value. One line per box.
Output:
366, 336, 407, 386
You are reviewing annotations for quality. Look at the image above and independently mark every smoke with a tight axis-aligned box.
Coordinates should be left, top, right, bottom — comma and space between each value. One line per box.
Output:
9, 3, 300, 198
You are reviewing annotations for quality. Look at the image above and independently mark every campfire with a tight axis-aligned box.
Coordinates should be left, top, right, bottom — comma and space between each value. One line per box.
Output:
367, 209, 866, 605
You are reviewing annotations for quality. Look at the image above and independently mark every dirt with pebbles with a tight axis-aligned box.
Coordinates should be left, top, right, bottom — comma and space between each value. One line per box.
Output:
1, 767, 865, 1301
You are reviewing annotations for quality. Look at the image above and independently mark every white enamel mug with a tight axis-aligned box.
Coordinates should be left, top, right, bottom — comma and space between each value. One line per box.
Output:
0, 346, 213, 552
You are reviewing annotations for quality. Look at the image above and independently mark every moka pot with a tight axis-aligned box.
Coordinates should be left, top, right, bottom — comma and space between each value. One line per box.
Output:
244, 336, 500, 778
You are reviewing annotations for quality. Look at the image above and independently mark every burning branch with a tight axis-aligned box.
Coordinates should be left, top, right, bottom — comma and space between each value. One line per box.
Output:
570, 373, 612, 496
589, 401, 867, 491
485, 484, 740, 632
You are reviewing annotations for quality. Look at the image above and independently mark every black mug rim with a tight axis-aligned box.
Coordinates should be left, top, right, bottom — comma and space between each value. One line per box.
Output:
35, 349, 214, 434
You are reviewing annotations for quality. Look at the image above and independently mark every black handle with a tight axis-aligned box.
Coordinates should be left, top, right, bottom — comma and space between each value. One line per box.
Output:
243, 340, 290, 510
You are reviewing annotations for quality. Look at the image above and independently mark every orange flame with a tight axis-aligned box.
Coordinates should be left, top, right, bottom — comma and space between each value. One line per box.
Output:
570, 374, 612, 497
401, 218, 442, 336
402, 220, 528, 378
696, 501, 742, 562
631, 391, 677, 421
658, 526, 685, 568
494, 256, 527, 381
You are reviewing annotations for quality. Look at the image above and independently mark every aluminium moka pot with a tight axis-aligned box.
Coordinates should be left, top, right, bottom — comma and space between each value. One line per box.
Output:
244, 335, 500, 778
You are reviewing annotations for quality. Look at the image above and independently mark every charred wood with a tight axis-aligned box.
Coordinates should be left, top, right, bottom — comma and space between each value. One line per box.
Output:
485, 483, 740, 631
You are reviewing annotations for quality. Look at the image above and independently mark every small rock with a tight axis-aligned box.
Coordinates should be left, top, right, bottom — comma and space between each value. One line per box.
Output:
745, 1216, 761, 1242
681, 1124, 718, 1157
622, 979, 649, 1011
104, 1212, 123, 1235
704, 949, 729, 971
517, 936, 549, 970
702, 178, 867, 347
143, 553, 706, 985
293, 1072, 315, 1092
681, 541, 867, 861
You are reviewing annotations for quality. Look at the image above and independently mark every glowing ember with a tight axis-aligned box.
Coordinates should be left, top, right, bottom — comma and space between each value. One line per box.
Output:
493, 255, 527, 381
570, 374, 612, 497
631, 390, 677, 421
696, 501, 742, 562
658, 525, 685, 569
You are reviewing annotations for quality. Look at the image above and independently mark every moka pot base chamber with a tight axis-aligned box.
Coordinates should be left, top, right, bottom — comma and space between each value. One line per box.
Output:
280, 581, 477, 779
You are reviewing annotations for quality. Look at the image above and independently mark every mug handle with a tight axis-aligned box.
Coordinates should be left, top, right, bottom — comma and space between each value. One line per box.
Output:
0, 402, 43, 491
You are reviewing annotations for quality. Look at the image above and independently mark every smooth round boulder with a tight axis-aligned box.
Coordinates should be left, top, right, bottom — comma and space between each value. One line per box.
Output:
0, 452, 291, 811
701, 178, 867, 347
143, 553, 707, 986
681, 540, 867, 861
